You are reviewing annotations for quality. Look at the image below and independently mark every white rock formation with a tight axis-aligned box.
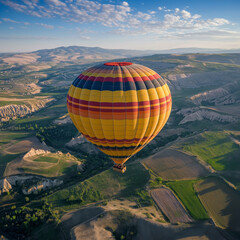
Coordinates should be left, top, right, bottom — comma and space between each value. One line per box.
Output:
66, 135, 100, 154
0, 179, 12, 194
0, 98, 54, 122
177, 108, 238, 124
190, 87, 236, 105
23, 148, 51, 160
0, 174, 63, 195
22, 179, 63, 195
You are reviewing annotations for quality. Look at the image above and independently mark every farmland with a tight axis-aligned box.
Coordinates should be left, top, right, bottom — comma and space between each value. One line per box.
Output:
0, 51, 240, 239
195, 177, 240, 233
143, 148, 209, 180
166, 180, 209, 220
181, 131, 240, 171
151, 187, 193, 223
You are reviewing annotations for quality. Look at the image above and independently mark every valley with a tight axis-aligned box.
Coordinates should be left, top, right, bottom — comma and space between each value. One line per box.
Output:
0, 47, 240, 240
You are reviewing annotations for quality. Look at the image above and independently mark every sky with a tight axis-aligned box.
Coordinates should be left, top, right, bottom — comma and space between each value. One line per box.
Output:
0, 0, 240, 52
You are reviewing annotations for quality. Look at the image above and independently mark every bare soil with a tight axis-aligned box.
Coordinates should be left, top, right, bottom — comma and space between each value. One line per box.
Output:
143, 148, 209, 180
151, 187, 193, 224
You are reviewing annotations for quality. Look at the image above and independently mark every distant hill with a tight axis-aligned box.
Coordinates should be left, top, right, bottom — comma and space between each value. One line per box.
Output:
156, 47, 240, 54
0, 46, 156, 66
0, 46, 240, 66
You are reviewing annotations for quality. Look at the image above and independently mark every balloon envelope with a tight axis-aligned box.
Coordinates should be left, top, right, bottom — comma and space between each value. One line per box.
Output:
67, 62, 172, 165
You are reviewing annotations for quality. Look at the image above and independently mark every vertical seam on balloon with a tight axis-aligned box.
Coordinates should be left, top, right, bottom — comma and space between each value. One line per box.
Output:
96, 65, 115, 157
147, 77, 168, 144
111, 65, 118, 160
99, 65, 115, 158
121, 65, 127, 164
127, 65, 151, 158
134, 65, 161, 148
123, 65, 143, 160
88, 65, 107, 152
71, 80, 86, 137
78, 65, 103, 139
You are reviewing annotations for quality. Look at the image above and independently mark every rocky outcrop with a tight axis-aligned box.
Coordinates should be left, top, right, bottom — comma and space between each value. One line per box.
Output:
22, 179, 63, 195
0, 175, 34, 195
0, 175, 63, 195
167, 71, 239, 91
177, 107, 238, 124
190, 87, 237, 105
66, 135, 100, 154
23, 148, 51, 160
0, 98, 54, 122
0, 179, 12, 194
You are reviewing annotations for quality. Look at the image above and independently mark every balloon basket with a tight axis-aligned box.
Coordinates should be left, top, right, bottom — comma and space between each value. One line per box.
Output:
113, 164, 126, 174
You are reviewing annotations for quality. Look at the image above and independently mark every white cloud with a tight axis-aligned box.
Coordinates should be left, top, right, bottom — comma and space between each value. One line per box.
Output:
0, 0, 233, 39
2, 18, 19, 23
181, 10, 191, 19
37, 23, 54, 29
2, 17, 30, 25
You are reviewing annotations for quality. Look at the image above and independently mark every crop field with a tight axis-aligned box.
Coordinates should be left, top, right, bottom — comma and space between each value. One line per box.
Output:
166, 180, 209, 220
181, 131, 240, 171
33, 156, 58, 163
151, 187, 193, 223
5, 151, 81, 177
46, 162, 150, 209
195, 177, 240, 232
0, 131, 34, 176
143, 148, 208, 180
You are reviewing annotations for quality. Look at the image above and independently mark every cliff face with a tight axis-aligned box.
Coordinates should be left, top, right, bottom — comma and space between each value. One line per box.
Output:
0, 98, 54, 122
190, 88, 233, 105
177, 108, 238, 124
66, 135, 100, 154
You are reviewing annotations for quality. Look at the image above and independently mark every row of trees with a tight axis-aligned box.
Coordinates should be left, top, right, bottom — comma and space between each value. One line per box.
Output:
0, 201, 60, 239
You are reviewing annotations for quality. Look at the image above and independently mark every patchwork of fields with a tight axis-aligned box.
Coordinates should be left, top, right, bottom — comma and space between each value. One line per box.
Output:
1, 52, 240, 239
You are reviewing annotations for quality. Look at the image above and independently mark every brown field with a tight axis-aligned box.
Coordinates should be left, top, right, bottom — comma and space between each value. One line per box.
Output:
61, 206, 225, 240
5, 136, 43, 154
143, 148, 209, 180
60, 207, 105, 240
195, 177, 240, 233
151, 187, 193, 223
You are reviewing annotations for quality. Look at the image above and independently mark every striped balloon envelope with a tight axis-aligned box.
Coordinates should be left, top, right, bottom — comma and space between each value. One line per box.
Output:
67, 62, 172, 173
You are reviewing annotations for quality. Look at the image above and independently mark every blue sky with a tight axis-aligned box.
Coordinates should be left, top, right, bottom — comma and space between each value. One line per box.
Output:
0, 0, 240, 52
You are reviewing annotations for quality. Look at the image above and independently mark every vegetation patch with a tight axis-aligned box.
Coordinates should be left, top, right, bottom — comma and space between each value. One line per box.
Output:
166, 180, 209, 220
46, 162, 149, 209
181, 131, 240, 171
33, 156, 58, 163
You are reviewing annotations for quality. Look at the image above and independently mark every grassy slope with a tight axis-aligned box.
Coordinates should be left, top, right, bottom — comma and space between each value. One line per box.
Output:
166, 180, 209, 220
181, 131, 240, 171
45, 162, 149, 209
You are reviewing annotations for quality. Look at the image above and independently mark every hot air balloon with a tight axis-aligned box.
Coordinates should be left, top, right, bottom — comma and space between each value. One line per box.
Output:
67, 62, 172, 173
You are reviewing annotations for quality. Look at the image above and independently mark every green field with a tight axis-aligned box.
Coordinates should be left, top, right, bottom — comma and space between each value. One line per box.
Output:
166, 180, 209, 220
33, 156, 58, 163
46, 162, 149, 209
23, 158, 78, 177
181, 131, 240, 171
